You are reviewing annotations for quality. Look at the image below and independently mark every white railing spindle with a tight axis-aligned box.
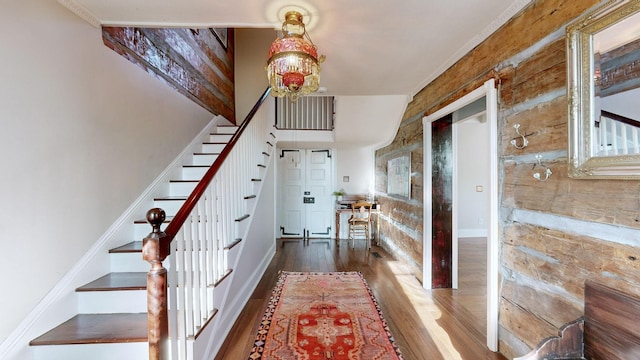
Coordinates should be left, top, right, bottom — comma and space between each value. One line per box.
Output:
145, 90, 273, 359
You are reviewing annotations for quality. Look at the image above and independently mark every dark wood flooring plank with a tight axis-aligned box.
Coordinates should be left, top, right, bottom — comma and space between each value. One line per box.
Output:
214, 238, 504, 360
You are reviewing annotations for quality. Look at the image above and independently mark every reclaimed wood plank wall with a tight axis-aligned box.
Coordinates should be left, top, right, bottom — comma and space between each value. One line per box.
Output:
102, 27, 235, 122
376, 0, 640, 357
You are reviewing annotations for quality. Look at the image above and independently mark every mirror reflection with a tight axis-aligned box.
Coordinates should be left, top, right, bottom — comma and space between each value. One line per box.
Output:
567, 0, 640, 179
593, 11, 640, 157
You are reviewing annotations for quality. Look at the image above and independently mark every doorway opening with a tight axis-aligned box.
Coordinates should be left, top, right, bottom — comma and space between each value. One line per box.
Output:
422, 79, 499, 351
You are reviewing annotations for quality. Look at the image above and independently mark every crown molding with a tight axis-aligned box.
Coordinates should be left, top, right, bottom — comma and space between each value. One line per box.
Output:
411, 0, 533, 97
57, 0, 101, 28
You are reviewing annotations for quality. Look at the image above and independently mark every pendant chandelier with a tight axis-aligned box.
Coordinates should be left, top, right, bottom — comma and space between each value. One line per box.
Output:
266, 11, 325, 101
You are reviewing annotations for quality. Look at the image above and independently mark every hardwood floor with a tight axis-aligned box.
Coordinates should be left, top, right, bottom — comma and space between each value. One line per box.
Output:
215, 238, 505, 360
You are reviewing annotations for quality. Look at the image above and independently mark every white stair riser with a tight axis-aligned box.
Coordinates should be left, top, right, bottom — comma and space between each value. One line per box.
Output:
33, 343, 148, 360
153, 199, 184, 216
202, 143, 226, 153
170, 181, 197, 196
216, 126, 238, 135
209, 134, 232, 142
191, 154, 219, 166
111, 253, 152, 273
78, 290, 146, 313
182, 166, 208, 180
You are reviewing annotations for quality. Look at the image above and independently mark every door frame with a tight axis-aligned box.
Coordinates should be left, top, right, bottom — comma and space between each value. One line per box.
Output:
422, 79, 499, 351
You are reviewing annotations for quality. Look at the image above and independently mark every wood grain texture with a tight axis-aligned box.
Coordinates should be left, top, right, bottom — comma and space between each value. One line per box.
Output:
102, 27, 235, 121
503, 160, 640, 228
584, 280, 640, 359
215, 240, 505, 360
511, 38, 566, 105
502, 96, 567, 155
431, 115, 453, 288
514, 318, 584, 360
375, 0, 640, 356
501, 279, 582, 329
517, 280, 640, 359
404, 0, 599, 120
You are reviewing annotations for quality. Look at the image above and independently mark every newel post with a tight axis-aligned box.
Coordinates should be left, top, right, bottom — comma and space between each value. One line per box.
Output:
143, 208, 170, 360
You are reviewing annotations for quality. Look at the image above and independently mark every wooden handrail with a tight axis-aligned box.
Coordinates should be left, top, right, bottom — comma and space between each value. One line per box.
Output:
143, 87, 271, 360
599, 110, 640, 129
164, 87, 271, 240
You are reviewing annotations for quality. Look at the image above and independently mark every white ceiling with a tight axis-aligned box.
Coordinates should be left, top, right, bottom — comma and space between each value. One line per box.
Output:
59, 0, 532, 97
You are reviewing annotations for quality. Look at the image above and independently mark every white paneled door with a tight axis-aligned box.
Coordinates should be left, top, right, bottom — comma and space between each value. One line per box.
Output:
278, 149, 333, 239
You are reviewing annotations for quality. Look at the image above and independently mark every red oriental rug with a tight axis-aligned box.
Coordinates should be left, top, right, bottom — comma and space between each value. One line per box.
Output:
248, 271, 404, 360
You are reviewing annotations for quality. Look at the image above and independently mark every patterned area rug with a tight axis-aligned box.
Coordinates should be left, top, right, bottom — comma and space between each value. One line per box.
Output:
249, 271, 404, 359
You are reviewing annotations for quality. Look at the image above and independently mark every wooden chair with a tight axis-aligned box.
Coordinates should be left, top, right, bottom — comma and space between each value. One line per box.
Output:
348, 201, 372, 249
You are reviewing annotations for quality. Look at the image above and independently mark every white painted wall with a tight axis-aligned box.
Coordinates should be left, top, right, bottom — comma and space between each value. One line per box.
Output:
235, 28, 274, 122
334, 145, 376, 196
334, 96, 408, 147
600, 87, 640, 121
456, 118, 490, 237
0, 0, 212, 345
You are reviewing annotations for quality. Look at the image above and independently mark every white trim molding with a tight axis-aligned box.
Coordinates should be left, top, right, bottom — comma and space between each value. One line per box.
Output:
423, 79, 499, 352
57, 0, 101, 28
412, 0, 533, 97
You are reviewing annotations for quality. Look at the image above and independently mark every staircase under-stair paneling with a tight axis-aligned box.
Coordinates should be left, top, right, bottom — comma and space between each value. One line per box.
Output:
28, 99, 277, 360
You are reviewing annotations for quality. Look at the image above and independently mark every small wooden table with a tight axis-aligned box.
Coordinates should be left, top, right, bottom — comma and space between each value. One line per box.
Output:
335, 201, 380, 246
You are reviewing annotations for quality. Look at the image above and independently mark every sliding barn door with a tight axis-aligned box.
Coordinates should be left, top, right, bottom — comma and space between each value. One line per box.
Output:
432, 114, 453, 288
278, 149, 333, 239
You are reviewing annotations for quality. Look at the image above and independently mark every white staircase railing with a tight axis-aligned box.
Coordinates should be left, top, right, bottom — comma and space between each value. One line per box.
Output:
596, 111, 640, 156
143, 89, 272, 360
275, 96, 334, 130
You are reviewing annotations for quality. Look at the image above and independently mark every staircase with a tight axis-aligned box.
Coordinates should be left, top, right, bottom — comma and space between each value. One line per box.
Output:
596, 110, 640, 155
26, 99, 277, 359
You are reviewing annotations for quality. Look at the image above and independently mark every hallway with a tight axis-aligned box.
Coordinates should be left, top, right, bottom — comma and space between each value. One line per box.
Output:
216, 239, 504, 359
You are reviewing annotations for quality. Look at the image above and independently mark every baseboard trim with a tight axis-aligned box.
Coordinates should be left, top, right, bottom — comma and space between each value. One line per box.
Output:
0, 117, 225, 360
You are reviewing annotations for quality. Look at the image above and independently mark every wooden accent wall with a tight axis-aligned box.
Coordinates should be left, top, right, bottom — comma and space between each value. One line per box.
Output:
375, 0, 640, 358
375, 116, 424, 280
102, 27, 235, 122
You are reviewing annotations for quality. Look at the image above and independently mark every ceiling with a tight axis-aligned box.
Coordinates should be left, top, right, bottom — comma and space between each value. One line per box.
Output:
59, 0, 532, 98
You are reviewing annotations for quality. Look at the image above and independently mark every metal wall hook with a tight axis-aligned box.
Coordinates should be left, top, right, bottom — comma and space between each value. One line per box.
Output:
532, 154, 552, 181
510, 123, 529, 149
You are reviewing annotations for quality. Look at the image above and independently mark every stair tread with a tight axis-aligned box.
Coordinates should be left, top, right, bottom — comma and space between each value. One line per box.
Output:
77, 272, 147, 291
134, 216, 173, 224
109, 241, 142, 253
154, 196, 187, 201
29, 313, 147, 346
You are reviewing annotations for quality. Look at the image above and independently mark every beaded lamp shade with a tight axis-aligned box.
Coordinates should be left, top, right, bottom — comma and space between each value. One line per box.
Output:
266, 11, 324, 101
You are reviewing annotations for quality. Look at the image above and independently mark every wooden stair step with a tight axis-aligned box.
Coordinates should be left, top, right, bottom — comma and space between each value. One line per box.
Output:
153, 196, 187, 201
29, 313, 147, 346
134, 216, 173, 224
109, 241, 142, 253
76, 272, 147, 292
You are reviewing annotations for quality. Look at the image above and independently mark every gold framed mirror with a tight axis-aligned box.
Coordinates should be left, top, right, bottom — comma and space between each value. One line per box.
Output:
567, 0, 640, 179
